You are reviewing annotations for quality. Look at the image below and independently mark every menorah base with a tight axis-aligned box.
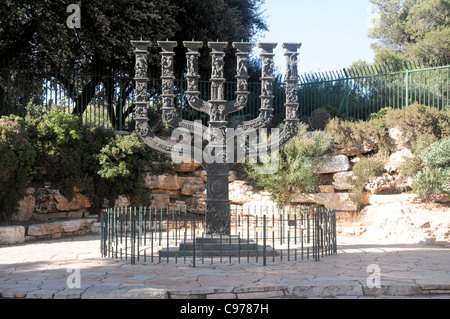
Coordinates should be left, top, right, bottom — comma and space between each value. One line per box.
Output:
204, 163, 232, 235
205, 201, 231, 235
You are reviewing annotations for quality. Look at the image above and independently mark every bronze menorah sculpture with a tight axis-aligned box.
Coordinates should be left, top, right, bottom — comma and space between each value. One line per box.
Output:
131, 40, 302, 235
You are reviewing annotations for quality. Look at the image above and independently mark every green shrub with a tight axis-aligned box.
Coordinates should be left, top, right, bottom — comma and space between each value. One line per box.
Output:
383, 103, 450, 152
412, 139, 450, 202
350, 156, 385, 208
246, 124, 331, 207
413, 167, 450, 202
0, 116, 36, 224
325, 118, 377, 153
96, 132, 176, 207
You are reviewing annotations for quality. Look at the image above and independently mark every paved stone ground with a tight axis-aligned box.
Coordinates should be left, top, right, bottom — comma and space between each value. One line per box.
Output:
0, 234, 449, 299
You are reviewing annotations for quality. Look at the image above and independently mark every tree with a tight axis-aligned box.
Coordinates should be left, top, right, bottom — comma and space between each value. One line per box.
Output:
368, 0, 450, 65
0, 0, 267, 127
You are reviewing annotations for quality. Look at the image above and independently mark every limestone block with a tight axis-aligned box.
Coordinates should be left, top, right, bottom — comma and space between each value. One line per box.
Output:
178, 176, 204, 188
0, 226, 25, 245
157, 175, 180, 190
145, 174, 159, 189
173, 162, 202, 173
289, 193, 316, 204
60, 219, 88, 233
146, 174, 181, 190
331, 137, 377, 156
365, 173, 395, 194
151, 193, 171, 207
181, 182, 206, 196
319, 185, 335, 193
28, 222, 63, 236
12, 195, 35, 221
385, 148, 413, 173
114, 195, 131, 208
333, 171, 353, 190
312, 193, 358, 211
55, 193, 91, 212
309, 155, 350, 174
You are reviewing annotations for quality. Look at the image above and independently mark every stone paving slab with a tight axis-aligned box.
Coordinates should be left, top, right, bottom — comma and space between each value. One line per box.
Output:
1, 235, 449, 299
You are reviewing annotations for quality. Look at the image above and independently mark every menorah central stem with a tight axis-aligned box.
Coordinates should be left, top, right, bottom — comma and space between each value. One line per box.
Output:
205, 163, 231, 235
132, 39, 301, 237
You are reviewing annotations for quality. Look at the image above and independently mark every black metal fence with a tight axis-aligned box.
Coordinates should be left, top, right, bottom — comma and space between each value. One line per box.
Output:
2, 61, 448, 131
100, 205, 337, 266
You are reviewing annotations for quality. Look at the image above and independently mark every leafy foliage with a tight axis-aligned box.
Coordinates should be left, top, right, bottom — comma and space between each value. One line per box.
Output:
0, 115, 36, 224
368, 0, 450, 64
246, 124, 331, 207
350, 156, 385, 208
413, 138, 450, 201
0, 109, 175, 222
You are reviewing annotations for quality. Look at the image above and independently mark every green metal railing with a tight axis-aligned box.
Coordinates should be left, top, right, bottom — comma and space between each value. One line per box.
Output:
1, 62, 448, 130
100, 205, 337, 266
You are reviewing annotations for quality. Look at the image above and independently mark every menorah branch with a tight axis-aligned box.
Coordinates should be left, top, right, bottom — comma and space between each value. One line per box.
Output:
132, 39, 302, 235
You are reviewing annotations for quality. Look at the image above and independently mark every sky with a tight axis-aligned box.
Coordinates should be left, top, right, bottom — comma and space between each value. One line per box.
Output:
255, 0, 376, 75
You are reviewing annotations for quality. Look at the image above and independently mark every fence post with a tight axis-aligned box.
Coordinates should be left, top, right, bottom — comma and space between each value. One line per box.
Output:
405, 68, 410, 108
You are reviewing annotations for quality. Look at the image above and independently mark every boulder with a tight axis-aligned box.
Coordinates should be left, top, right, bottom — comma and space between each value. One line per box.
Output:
177, 176, 204, 188
28, 222, 63, 236
173, 162, 202, 173
150, 193, 171, 207
385, 149, 413, 173
55, 192, 91, 212
312, 193, 358, 211
181, 182, 206, 196
308, 155, 350, 174
60, 220, 89, 233
229, 181, 253, 204
114, 195, 131, 208
0, 226, 25, 245
333, 171, 353, 191
290, 193, 316, 204
146, 175, 181, 190
331, 137, 377, 156
388, 127, 407, 151
319, 185, 335, 193
365, 173, 395, 194
12, 195, 36, 221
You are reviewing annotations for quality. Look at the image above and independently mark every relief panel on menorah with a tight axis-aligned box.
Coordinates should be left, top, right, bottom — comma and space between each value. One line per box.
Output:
135, 81, 147, 102
237, 56, 248, 77
261, 81, 273, 97
136, 121, 149, 137
210, 104, 226, 122
211, 56, 225, 78
187, 55, 198, 76
262, 57, 274, 77
135, 105, 148, 118
162, 109, 174, 123
162, 80, 174, 95
162, 96, 174, 108
286, 55, 299, 80
187, 78, 198, 92
161, 56, 173, 76
211, 82, 225, 101
237, 79, 248, 92
135, 54, 147, 78
286, 83, 298, 103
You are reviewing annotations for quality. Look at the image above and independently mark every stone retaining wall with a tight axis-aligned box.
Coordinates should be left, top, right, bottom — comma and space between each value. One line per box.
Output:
0, 219, 100, 245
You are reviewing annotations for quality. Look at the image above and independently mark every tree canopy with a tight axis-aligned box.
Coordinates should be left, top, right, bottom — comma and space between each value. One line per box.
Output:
368, 0, 450, 65
0, 0, 267, 125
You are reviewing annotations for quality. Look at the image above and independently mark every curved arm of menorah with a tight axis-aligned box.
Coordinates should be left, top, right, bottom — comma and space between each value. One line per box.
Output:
233, 120, 299, 163
136, 120, 202, 164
